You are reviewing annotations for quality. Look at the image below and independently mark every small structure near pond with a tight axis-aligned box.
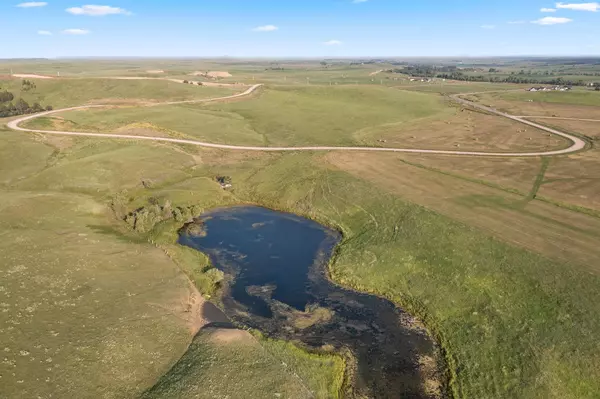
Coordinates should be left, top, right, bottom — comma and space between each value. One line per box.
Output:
216, 175, 233, 189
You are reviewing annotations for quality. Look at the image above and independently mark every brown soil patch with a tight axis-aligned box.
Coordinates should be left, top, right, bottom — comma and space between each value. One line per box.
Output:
201, 81, 245, 88
176, 283, 230, 335
206, 328, 254, 344
190, 71, 232, 79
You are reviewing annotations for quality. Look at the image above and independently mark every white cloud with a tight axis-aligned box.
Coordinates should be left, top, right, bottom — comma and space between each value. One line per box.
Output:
62, 28, 90, 35
531, 16, 573, 24
37, 30, 52, 35
556, 2, 600, 11
252, 25, 278, 32
508, 20, 526, 24
541, 7, 557, 12
353, 0, 369, 3
16, 2, 47, 7
480, 24, 496, 29
66, 5, 131, 16
323, 40, 342, 45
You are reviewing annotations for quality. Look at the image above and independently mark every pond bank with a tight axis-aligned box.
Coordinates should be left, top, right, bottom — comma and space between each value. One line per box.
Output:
179, 205, 445, 398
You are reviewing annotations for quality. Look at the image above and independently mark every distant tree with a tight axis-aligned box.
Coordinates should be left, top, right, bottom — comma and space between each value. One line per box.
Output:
45, 105, 53, 111
183, 80, 189, 84
320, 61, 327, 66
21, 79, 36, 92
596, 86, 600, 91
32, 102, 43, 112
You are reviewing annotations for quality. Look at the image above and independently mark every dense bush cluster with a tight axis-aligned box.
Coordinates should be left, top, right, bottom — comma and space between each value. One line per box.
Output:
0, 80, 53, 118
124, 199, 204, 233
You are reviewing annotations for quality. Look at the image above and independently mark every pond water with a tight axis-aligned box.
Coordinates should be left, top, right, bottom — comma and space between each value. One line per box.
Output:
179, 206, 441, 398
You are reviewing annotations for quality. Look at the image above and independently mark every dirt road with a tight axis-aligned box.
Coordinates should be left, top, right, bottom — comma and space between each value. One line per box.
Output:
519, 116, 600, 123
6, 83, 588, 157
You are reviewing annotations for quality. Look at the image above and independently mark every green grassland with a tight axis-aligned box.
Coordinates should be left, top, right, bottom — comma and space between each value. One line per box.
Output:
0, 130, 345, 399
2, 64, 600, 398
143, 329, 345, 399
24, 85, 451, 147
0, 78, 238, 108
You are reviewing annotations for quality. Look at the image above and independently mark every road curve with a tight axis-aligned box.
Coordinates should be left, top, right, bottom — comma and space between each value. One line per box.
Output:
6, 84, 588, 157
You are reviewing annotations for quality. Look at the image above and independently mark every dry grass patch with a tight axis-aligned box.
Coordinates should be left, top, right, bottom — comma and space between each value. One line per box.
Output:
539, 150, 600, 213
528, 118, 600, 140
355, 107, 570, 152
399, 154, 541, 194
0, 191, 200, 399
466, 93, 600, 119
325, 151, 600, 270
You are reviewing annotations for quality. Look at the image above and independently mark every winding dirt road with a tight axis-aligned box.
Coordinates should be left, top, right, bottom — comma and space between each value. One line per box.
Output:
6, 83, 588, 157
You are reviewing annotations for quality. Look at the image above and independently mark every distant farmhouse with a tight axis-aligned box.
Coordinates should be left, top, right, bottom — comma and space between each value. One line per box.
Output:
527, 86, 571, 92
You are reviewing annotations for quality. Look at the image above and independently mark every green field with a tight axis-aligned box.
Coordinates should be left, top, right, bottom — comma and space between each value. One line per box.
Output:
143, 329, 345, 399
0, 77, 239, 108
26, 85, 450, 147
2, 60, 600, 398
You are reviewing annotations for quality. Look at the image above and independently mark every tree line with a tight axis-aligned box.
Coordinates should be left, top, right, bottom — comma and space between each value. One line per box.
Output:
0, 80, 53, 118
391, 65, 599, 87
435, 71, 596, 87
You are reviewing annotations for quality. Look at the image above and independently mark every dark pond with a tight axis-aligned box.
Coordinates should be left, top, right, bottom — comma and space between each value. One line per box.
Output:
179, 206, 441, 398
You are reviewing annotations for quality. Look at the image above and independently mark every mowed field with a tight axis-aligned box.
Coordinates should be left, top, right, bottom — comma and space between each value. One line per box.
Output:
461, 88, 600, 214
2, 64, 600, 398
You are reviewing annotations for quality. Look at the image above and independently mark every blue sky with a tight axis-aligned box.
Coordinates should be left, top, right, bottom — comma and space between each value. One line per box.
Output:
1, 0, 599, 58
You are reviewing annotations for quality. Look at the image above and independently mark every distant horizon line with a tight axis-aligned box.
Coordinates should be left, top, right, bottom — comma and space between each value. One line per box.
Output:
1, 55, 600, 61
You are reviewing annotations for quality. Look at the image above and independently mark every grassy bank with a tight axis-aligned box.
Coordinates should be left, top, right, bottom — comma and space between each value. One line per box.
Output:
142, 328, 345, 399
